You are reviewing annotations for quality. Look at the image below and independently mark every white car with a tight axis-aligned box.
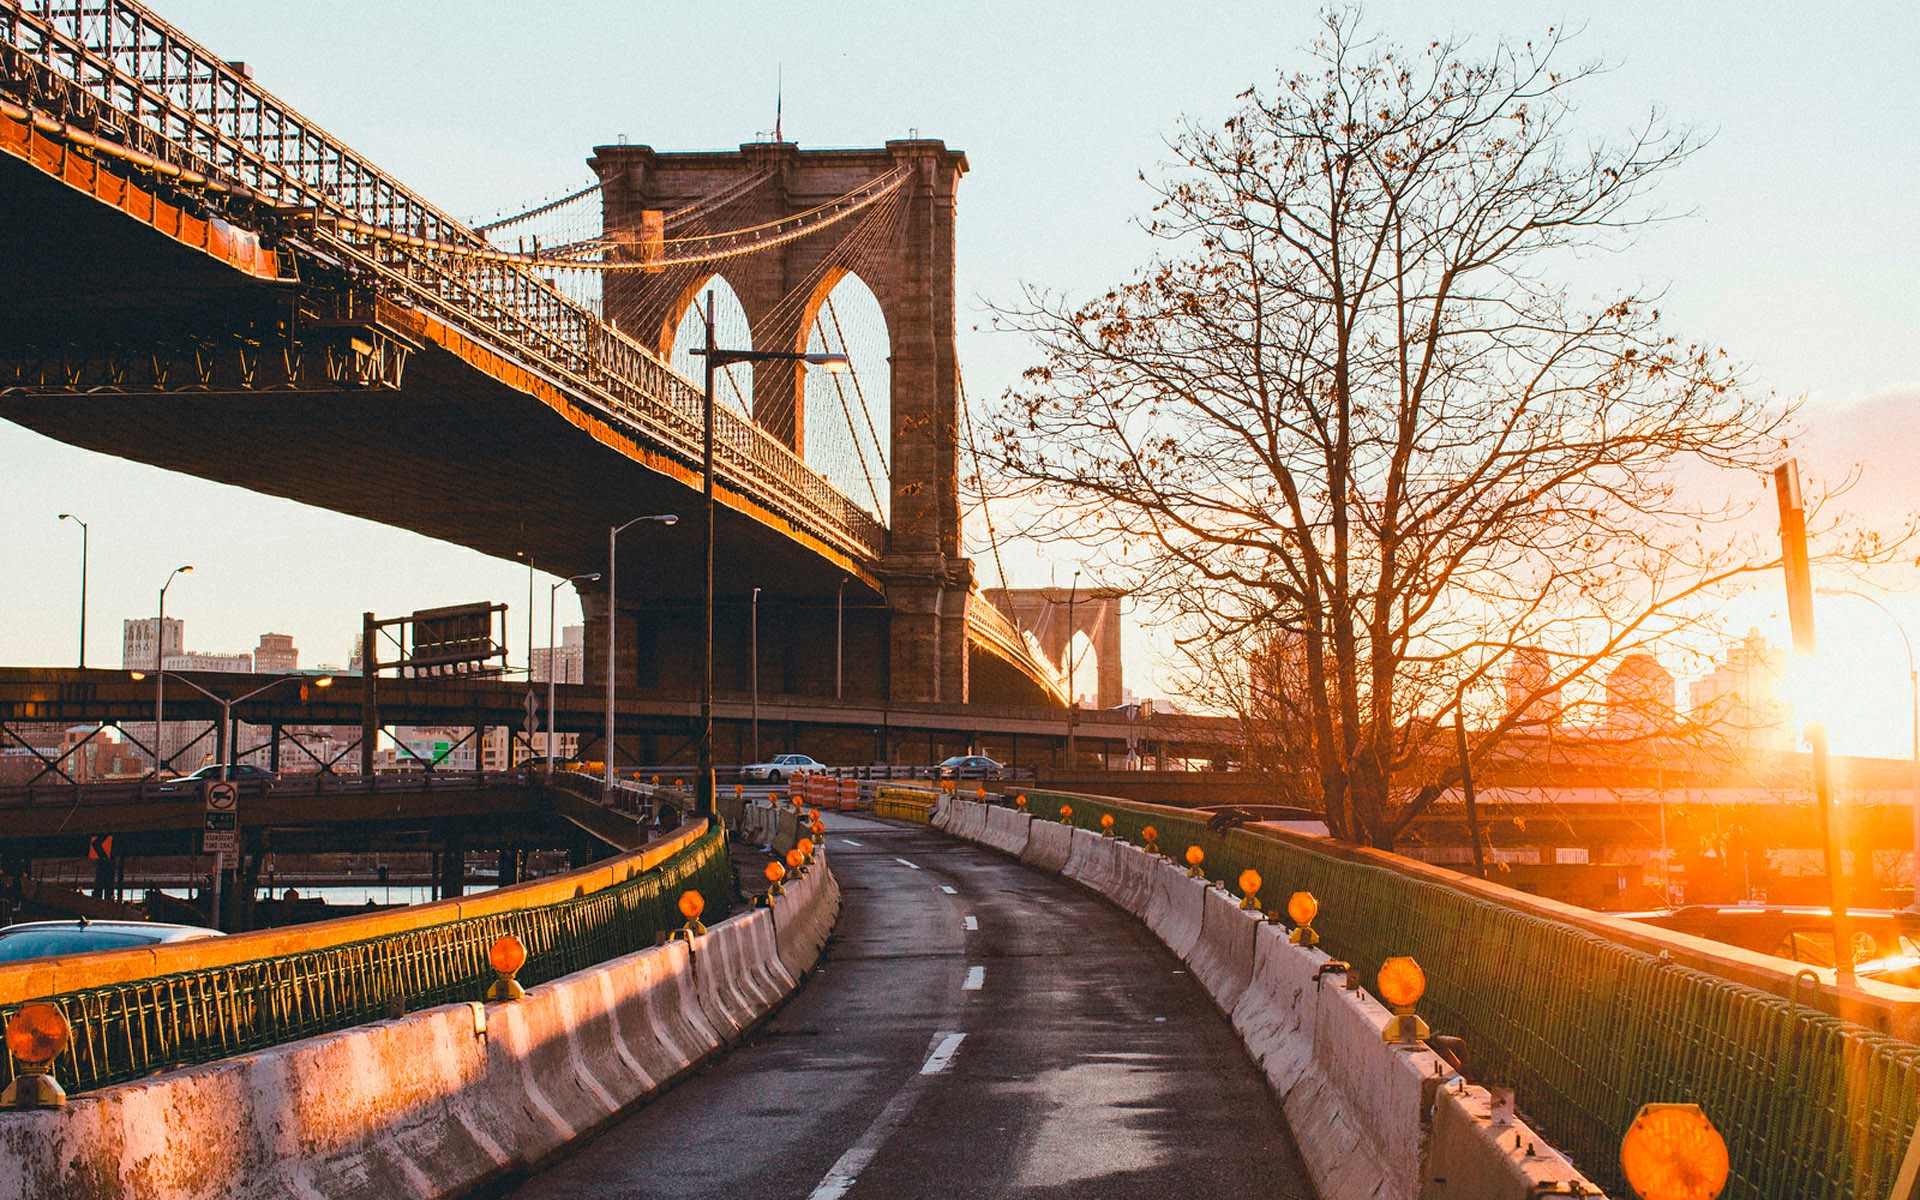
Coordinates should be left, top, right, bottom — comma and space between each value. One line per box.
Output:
740, 753, 825, 782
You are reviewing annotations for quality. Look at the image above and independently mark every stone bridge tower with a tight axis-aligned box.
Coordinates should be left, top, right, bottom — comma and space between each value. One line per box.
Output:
989, 587, 1125, 709
589, 139, 972, 704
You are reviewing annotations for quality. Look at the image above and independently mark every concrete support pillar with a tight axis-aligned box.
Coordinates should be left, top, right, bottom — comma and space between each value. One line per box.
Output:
439, 828, 466, 900
497, 847, 520, 887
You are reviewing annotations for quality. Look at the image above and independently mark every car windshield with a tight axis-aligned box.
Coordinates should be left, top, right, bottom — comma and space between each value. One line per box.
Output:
0, 929, 160, 962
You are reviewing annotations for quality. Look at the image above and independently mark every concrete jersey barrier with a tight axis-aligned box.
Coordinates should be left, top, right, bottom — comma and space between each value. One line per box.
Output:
0, 852, 841, 1200
979, 805, 1032, 857
1019, 818, 1074, 873
935, 802, 1609, 1199
1187, 882, 1258, 1014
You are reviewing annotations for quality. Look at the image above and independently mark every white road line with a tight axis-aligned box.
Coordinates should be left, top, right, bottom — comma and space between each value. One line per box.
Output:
963, 965, 985, 991
806, 1030, 963, 1200
940, 885, 957, 895
963, 915, 978, 931
919, 1032, 966, 1075
841, 838, 864, 847
895, 857, 921, 870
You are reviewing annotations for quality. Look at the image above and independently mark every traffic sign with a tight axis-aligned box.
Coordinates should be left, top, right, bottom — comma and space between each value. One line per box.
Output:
202, 829, 237, 856
204, 811, 237, 833
87, 834, 113, 860
524, 690, 539, 738
204, 781, 239, 812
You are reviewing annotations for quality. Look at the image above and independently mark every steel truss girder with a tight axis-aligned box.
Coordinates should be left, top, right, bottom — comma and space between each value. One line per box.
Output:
0, 320, 412, 394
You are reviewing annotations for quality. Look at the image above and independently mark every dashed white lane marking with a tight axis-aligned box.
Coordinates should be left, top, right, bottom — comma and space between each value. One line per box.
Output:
895, 857, 921, 870
963, 965, 985, 991
940, 885, 957, 894
841, 838, 864, 847
919, 1032, 966, 1075
806, 1030, 964, 1200
964, 915, 979, 931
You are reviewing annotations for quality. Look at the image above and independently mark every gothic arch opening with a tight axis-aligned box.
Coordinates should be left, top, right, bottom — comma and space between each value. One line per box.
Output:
798, 270, 891, 521
1066, 632, 1099, 706
668, 275, 754, 414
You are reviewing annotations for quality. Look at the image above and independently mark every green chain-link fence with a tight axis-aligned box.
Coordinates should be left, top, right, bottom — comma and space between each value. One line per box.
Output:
1, 824, 732, 1097
995, 789, 1920, 1200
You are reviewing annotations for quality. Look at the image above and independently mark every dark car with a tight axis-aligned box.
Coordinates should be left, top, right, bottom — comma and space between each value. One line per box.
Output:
0, 919, 225, 963
159, 763, 278, 795
936, 755, 1005, 780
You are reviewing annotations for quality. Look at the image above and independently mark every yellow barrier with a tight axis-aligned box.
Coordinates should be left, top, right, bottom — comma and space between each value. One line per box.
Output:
0, 821, 709, 1006
873, 795, 935, 824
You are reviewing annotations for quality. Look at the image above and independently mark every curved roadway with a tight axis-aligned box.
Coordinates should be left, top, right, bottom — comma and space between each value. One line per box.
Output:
493, 812, 1314, 1199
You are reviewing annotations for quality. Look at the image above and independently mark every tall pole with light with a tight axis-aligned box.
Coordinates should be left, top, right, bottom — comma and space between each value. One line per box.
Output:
1776, 461, 1854, 986
606, 518, 677, 789
57, 513, 87, 669
1817, 586, 1920, 912
751, 586, 762, 763
152, 565, 192, 778
550, 572, 600, 781
1065, 569, 1081, 767
689, 290, 846, 816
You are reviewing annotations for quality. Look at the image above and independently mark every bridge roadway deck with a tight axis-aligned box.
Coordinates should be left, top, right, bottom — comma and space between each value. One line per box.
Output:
491, 812, 1312, 1200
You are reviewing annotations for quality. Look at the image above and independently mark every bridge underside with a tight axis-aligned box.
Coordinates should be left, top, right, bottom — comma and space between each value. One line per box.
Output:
0, 151, 1060, 707
0, 152, 865, 599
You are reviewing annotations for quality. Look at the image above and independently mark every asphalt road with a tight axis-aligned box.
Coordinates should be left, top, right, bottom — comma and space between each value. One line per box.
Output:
494, 812, 1315, 1200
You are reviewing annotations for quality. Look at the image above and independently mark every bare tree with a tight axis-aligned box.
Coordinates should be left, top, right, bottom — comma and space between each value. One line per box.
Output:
987, 11, 1901, 847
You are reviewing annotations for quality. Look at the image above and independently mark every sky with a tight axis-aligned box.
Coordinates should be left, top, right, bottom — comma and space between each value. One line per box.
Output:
2, 2, 1917, 752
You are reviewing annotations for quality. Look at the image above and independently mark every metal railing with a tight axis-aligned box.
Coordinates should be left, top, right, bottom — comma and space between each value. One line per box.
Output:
0, 824, 732, 1096
0, 0, 887, 563
987, 789, 1920, 1200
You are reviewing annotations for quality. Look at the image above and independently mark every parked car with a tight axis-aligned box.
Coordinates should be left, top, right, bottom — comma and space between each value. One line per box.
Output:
740, 753, 826, 783
936, 755, 1005, 780
0, 919, 225, 964
1619, 905, 1920, 981
158, 763, 278, 795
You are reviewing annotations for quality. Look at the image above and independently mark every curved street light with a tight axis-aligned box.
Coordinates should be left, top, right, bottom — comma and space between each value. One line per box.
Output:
550, 571, 600, 782
1817, 586, 1920, 911
152, 565, 192, 777
57, 513, 87, 668
607, 517, 678, 788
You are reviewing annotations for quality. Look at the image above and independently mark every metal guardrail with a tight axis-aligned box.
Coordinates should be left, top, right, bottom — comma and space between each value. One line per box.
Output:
988, 789, 1920, 1200
0, 823, 732, 1096
0, 0, 887, 562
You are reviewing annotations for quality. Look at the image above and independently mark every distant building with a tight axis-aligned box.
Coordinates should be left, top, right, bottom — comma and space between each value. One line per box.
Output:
1605, 653, 1676, 734
1505, 646, 1563, 729
1690, 628, 1791, 751
531, 625, 586, 684
165, 650, 253, 673
122, 616, 182, 670
254, 632, 298, 673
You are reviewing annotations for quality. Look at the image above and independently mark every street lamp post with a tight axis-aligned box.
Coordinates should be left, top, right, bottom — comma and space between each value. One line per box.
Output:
1065, 569, 1081, 768
606, 517, 678, 790
1818, 586, 1920, 911
550, 572, 601, 782
57, 514, 87, 668
751, 586, 762, 763
689, 290, 846, 817
153, 565, 193, 778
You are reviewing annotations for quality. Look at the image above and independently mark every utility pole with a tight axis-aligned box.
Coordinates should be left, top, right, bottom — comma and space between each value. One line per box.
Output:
1776, 459, 1854, 987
